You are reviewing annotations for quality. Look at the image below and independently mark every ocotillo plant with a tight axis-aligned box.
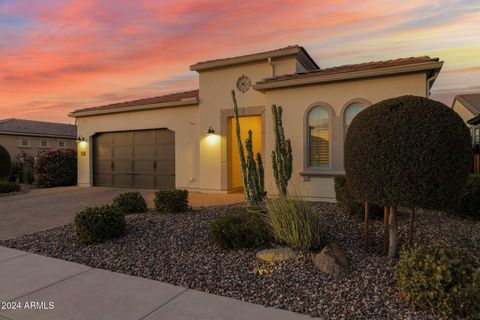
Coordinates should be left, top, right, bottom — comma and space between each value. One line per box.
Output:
231, 90, 266, 206
271, 105, 292, 195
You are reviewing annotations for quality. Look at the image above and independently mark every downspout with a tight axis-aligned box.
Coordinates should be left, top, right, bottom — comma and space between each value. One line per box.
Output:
426, 71, 439, 97
268, 57, 275, 76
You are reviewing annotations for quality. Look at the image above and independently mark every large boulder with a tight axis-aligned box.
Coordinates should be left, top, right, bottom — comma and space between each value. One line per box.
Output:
312, 243, 349, 277
256, 247, 296, 262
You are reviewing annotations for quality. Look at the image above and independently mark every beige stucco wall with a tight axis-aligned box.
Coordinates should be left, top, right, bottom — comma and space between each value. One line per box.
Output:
452, 99, 475, 124
197, 56, 299, 192
75, 104, 199, 189
263, 72, 428, 201
0, 133, 76, 160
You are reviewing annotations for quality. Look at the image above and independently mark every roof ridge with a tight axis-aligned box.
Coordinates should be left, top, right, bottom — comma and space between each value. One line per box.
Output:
0, 118, 75, 126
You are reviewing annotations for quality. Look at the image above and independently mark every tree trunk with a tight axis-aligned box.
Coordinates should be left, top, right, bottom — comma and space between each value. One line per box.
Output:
383, 206, 390, 256
409, 208, 415, 246
364, 202, 369, 251
388, 206, 397, 259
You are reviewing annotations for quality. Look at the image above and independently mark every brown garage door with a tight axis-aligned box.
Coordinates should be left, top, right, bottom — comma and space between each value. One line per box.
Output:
93, 129, 175, 188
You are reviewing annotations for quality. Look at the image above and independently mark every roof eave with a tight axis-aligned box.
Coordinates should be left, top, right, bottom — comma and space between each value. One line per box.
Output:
253, 61, 444, 91
0, 131, 76, 139
190, 47, 302, 72
453, 95, 479, 115
69, 97, 199, 118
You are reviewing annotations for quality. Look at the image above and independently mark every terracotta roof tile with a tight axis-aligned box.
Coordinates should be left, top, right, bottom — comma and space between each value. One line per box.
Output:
256, 56, 440, 84
0, 118, 76, 137
71, 89, 199, 115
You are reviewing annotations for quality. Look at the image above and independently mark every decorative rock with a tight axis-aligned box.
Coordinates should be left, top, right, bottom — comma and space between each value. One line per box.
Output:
312, 242, 349, 277
256, 247, 296, 262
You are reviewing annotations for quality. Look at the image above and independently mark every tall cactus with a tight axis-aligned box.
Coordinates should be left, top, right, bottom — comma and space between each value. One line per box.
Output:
231, 90, 266, 206
271, 105, 293, 195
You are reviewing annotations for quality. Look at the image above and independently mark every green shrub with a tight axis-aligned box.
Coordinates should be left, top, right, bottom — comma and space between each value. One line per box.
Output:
208, 209, 271, 249
154, 189, 189, 213
112, 192, 148, 214
0, 145, 11, 178
35, 149, 77, 187
455, 174, 480, 217
334, 176, 383, 217
396, 244, 480, 318
345, 95, 471, 211
74, 205, 126, 245
0, 181, 21, 193
265, 195, 322, 250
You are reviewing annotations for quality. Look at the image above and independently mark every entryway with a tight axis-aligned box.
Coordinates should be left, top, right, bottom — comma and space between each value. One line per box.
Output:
227, 115, 262, 191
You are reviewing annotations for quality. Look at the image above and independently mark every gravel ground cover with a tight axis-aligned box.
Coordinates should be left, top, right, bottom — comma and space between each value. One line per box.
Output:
2, 203, 479, 319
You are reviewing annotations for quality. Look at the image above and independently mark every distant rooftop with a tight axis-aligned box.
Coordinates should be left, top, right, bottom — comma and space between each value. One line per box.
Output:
0, 118, 77, 138
456, 94, 480, 125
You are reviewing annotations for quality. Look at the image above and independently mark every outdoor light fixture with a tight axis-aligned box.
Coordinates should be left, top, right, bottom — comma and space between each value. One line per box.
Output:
76, 135, 85, 142
206, 126, 215, 135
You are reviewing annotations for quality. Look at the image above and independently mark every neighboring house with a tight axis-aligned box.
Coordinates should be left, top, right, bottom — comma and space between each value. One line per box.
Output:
452, 94, 480, 148
69, 45, 443, 201
0, 118, 77, 160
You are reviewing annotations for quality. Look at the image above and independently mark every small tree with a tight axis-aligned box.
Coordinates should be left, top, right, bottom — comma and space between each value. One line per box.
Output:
0, 145, 11, 178
35, 149, 77, 187
345, 95, 471, 258
231, 90, 266, 206
271, 105, 293, 195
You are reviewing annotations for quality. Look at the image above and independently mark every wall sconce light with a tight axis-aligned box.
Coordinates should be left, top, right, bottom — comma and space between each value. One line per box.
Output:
76, 135, 85, 142
206, 127, 215, 135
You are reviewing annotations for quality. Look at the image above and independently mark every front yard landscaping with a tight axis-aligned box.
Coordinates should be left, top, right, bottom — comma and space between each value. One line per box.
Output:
2, 202, 479, 319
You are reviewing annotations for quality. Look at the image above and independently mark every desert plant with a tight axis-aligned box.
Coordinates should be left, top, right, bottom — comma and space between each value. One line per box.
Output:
396, 244, 480, 318
0, 181, 21, 193
154, 189, 189, 213
74, 204, 126, 245
112, 192, 148, 214
265, 194, 322, 250
0, 145, 11, 178
455, 174, 480, 217
231, 90, 266, 206
35, 149, 77, 187
345, 95, 471, 257
271, 105, 293, 195
334, 176, 383, 217
208, 208, 271, 249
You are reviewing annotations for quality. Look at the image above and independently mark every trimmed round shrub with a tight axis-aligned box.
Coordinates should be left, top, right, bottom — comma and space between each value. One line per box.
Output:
112, 192, 148, 214
455, 174, 480, 217
35, 149, 77, 187
345, 95, 471, 210
155, 189, 189, 213
334, 176, 383, 218
208, 209, 271, 249
0, 181, 21, 193
265, 195, 322, 250
74, 204, 126, 245
396, 245, 480, 318
0, 145, 11, 178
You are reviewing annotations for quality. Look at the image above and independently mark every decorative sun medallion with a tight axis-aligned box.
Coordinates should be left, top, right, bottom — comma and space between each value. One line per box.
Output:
236, 74, 251, 93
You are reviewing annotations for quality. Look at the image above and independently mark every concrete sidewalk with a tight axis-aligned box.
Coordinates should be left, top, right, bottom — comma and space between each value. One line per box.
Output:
0, 246, 314, 320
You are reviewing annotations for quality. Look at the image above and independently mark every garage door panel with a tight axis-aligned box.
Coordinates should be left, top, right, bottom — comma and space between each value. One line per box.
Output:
135, 146, 155, 159
134, 175, 155, 188
114, 146, 133, 158
95, 174, 113, 186
134, 131, 155, 144
113, 132, 133, 145
156, 175, 175, 189
94, 129, 175, 189
156, 146, 175, 160
113, 174, 133, 187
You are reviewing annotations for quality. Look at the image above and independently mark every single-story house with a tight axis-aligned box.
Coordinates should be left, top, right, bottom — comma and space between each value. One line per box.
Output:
69, 45, 443, 201
452, 94, 480, 148
0, 118, 77, 159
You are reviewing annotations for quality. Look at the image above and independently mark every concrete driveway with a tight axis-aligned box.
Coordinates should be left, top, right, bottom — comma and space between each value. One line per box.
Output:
0, 187, 244, 240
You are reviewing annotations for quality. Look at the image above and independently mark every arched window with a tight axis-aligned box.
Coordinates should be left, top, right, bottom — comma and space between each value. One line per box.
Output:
307, 106, 330, 167
344, 102, 365, 134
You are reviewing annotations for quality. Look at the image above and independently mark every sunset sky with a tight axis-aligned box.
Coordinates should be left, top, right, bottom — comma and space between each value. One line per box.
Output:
1, 0, 479, 124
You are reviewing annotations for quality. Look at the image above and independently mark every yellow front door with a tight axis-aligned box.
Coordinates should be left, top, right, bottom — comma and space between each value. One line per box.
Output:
227, 115, 262, 191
